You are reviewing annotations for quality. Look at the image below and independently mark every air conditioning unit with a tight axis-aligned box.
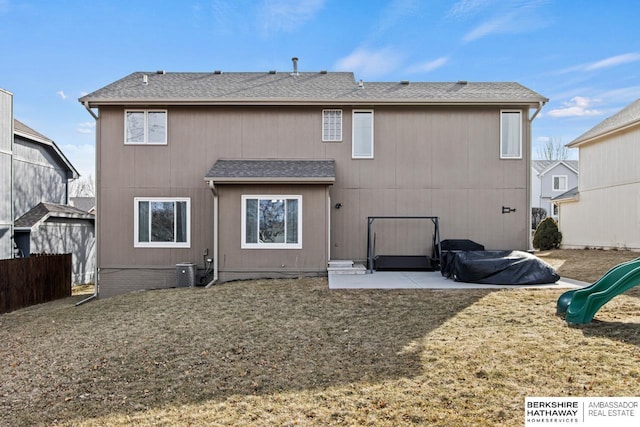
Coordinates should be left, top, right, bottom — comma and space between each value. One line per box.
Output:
176, 263, 196, 287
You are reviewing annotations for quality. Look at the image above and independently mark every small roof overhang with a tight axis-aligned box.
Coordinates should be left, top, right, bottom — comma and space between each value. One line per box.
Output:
204, 159, 336, 185
14, 202, 95, 230
551, 186, 579, 204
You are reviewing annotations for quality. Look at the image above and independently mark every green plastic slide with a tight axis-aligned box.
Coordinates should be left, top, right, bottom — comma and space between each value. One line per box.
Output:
556, 257, 640, 324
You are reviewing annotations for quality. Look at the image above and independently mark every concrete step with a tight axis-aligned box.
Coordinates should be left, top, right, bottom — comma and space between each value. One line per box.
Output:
328, 260, 354, 268
328, 263, 367, 275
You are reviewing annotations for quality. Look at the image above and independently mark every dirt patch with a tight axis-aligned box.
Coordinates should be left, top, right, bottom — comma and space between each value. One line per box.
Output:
1, 250, 639, 426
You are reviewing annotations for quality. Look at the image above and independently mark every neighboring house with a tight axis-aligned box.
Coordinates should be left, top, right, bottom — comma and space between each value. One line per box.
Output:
79, 62, 547, 297
531, 160, 579, 220
14, 202, 96, 284
554, 97, 640, 249
0, 88, 12, 259
70, 196, 96, 214
9, 117, 96, 284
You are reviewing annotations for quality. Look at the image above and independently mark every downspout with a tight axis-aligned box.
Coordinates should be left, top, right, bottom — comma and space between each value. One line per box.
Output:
76, 101, 99, 306
527, 100, 546, 250
529, 100, 545, 122
206, 180, 219, 287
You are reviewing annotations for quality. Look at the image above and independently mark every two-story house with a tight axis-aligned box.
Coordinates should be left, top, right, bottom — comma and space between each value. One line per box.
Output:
0, 98, 96, 283
531, 160, 579, 222
554, 97, 640, 249
80, 62, 547, 297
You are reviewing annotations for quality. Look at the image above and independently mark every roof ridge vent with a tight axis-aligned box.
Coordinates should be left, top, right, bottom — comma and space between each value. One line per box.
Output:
156, 70, 166, 75
268, 70, 277, 74
214, 70, 222, 75
400, 80, 410, 85
457, 80, 468, 85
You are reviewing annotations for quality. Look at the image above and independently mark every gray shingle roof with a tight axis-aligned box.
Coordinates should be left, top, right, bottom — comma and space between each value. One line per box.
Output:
205, 159, 335, 183
15, 202, 94, 229
531, 160, 579, 175
569, 97, 640, 146
552, 186, 579, 202
13, 119, 80, 179
80, 71, 547, 106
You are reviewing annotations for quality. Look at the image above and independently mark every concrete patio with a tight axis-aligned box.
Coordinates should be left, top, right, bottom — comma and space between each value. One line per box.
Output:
328, 269, 589, 290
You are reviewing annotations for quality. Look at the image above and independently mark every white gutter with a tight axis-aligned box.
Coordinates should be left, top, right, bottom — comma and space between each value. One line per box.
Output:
529, 101, 545, 122
206, 181, 219, 287
82, 101, 99, 120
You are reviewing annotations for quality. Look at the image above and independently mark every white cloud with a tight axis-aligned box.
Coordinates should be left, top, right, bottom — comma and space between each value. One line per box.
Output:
76, 122, 95, 134
259, 0, 325, 35
457, 0, 548, 42
60, 143, 95, 179
547, 96, 602, 118
408, 56, 449, 74
584, 53, 640, 71
334, 47, 403, 79
462, 14, 512, 42
448, 0, 493, 18
57, 90, 67, 100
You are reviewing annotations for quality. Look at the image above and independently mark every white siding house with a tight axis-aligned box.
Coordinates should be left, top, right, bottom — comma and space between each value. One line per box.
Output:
531, 160, 578, 220
555, 98, 640, 249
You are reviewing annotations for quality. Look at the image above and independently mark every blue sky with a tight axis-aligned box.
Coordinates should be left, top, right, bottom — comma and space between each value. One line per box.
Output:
1, 0, 639, 179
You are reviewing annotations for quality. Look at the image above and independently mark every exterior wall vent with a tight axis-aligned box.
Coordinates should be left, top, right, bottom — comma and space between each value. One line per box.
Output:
176, 263, 196, 287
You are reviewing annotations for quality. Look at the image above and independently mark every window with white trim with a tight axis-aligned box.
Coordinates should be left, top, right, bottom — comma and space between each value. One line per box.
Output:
322, 109, 342, 141
500, 110, 522, 159
553, 175, 568, 191
352, 110, 374, 158
242, 195, 302, 249
125, 110, 167, 144
134, 197, 190, 248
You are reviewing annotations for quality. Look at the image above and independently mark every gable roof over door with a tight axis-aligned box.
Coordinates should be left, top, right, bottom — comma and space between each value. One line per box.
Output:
205, 159, 335, 184
79, 71, 547, 107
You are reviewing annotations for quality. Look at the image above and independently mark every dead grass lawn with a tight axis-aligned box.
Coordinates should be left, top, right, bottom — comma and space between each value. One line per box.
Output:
1, 249, 639, 426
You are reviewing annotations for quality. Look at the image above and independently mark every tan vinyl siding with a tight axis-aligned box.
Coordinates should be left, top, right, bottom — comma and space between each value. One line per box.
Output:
97, 104, 532, 295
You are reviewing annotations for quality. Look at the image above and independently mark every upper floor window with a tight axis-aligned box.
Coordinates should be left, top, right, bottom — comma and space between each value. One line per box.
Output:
352, 110, 374, 159
125, 110, 167, 144
242, 195, 302, 249
553, 175, 568, 191
322, 109, 342, 141
134, 197, 190, 248
500, 110, 522, 159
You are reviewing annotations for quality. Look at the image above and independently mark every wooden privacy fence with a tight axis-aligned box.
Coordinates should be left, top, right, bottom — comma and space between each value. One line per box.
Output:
0, 253, 72, 314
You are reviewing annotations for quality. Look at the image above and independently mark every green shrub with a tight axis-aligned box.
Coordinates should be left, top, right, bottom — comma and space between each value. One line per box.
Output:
533, 217, 562, 250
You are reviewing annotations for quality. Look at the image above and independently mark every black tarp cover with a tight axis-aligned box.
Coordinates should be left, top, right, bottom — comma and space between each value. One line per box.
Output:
444, 250, 560, 285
